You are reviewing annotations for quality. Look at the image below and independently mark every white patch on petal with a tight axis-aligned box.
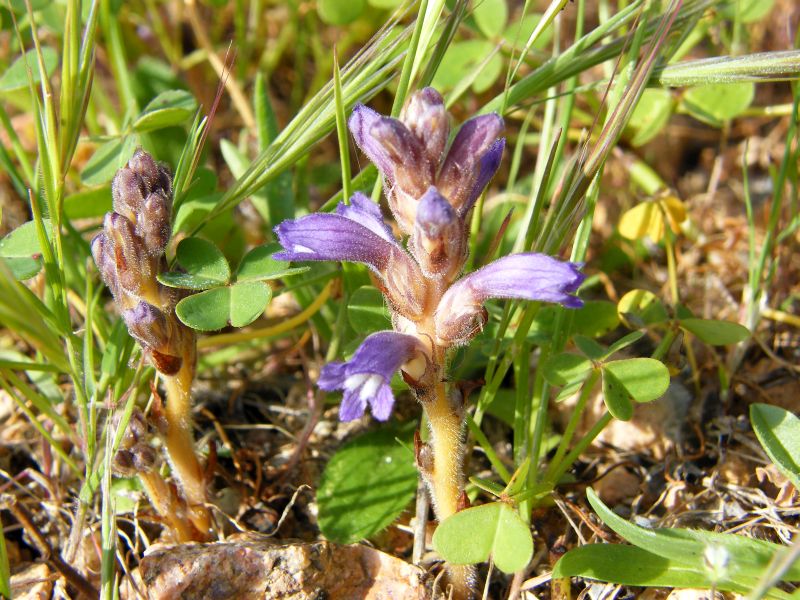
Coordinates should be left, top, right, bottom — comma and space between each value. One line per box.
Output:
291, 244, 315, 254
344, 373, 370, 392
358, 374, 383, 401
343, 373, 384, 402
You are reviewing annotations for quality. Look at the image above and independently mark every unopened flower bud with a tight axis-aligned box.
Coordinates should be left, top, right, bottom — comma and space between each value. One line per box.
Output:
401, 88, 449, 166
123, 301, 171, 351
126, 149, 171, 196
139, 191, 172, 256
118, 408, 148, 450
410, 187, 466, 279
112, 168, 147, 223
113, 449, 137, 477
437, 114, 504, 214
91, 233, 119, 298
105, 212, 153, 294
371, 117, 433, 197
131, 443, 157, 473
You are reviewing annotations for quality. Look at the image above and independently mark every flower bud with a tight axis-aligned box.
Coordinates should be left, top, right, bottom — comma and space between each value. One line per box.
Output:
370, 117, 433, 198
131, 442, 157, 473
401, 88, 449, 166
112, 168, 146, 223
117, 408, 148, 450
123, 301, 171, 351
113, 449, 137, 477
91, 233, 119, 298
438, 114, 504, 214
105, 212, 153, 294
139, 191, 172, 256
410, 187, 466, 279
126, 149, 171, 196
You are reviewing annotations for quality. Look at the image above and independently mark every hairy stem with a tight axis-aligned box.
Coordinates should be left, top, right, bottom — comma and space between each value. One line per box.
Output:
163, 360, 211, 537
426, 381, 463, 519
424, 379, 475, 599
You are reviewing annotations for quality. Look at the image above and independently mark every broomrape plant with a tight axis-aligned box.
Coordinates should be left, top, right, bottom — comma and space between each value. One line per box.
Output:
274, 87, 584, 593
92, 150, 211, 540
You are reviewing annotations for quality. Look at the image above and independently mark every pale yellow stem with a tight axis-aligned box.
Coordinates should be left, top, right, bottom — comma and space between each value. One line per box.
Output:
426, 382, 463, 520
424, 380, 475, 599
163, 360, 211, 537
138, 471, 194, 542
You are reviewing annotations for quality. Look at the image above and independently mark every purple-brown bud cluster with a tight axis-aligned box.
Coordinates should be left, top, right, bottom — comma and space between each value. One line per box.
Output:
92, 149, 194, 376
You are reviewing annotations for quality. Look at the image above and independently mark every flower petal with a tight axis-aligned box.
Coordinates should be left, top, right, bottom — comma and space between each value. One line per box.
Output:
275, 207, 426, 318
348, 104, 394, 178
340, 387, 369, 421
274, 212, 396, 270
335, 192, 395, 243
461, 138, 505, 215
435, 253, 585, 345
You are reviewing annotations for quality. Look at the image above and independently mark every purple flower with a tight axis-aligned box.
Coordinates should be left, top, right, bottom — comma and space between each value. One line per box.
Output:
274, 193, 426, 318
349, 88, 504, 233
434, 253, 586, 345
318, 331, 428, 421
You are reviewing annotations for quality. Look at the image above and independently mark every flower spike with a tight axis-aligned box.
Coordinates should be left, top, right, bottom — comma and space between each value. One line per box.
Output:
435, 253, 586, 345
318, 331, 429, 421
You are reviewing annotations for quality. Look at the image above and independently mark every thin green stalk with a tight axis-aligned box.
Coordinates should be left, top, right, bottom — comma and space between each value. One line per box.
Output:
513, 13, 562, 255
100, 419, 116, 600
513, 341, 531, 463
467, 416, 511, 484
333, 53, 353, 202
545, 411, 613, 487
543, 369, 600, 483
0, 517, 8, 599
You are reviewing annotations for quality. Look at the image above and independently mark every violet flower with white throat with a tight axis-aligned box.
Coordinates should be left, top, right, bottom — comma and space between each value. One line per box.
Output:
318, 331, 430, 421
